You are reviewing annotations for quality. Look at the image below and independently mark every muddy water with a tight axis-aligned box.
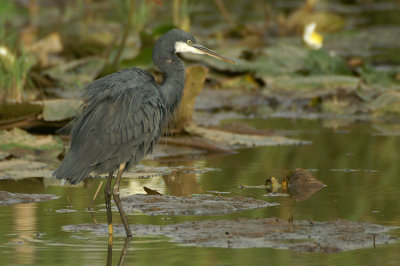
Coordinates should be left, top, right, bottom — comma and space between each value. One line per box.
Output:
1, 118, 400, 265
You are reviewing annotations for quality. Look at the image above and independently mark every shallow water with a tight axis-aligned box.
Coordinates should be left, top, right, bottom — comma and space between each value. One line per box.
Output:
1, 118, 400, 265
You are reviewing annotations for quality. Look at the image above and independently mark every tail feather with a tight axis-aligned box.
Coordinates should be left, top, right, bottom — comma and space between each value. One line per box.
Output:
53, 152, 93, 185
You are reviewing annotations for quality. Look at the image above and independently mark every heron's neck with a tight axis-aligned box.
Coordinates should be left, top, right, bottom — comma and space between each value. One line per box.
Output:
158, 55, 185, 115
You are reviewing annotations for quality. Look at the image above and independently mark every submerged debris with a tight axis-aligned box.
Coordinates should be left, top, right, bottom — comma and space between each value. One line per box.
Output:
120, 194, 278, 216
0, 191, 59, 205
64, 218, 399, 253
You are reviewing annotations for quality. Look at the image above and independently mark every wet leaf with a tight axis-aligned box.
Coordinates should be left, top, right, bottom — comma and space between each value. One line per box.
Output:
145, 142, 206, 159
64, 218, 398, 253
120, 194, 278, 216
0, 159, 53, 180
184, 124, 311, 149
0, 191, 58, 205
143, 186, 162, 195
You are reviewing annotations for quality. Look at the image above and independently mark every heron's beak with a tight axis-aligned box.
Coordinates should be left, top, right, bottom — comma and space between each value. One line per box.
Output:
192, 43, 236, 64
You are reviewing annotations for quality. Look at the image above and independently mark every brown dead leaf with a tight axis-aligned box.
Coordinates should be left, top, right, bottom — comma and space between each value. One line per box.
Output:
286, 168, 326, 201
143, 186, 162, 195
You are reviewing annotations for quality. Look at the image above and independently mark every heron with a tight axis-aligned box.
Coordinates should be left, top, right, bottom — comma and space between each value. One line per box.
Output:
53, 29, 235, 237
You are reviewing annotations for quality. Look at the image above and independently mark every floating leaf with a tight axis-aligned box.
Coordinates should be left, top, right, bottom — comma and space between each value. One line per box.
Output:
64, 218, 398, 253
120, 194, 278, 216
184, 124, 311, 148
0, 191, 58, 205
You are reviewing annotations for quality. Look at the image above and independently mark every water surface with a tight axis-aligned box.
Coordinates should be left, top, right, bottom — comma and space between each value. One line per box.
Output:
0, 118, 399, 265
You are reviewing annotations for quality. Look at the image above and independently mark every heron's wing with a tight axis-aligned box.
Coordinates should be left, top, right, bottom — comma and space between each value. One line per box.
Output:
68, 71, 165, 165
54, 68, 166, 182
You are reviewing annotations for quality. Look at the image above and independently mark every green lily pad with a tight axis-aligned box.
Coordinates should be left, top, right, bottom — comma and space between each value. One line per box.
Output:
304, 49, 351, 75
360, 65, 400, 91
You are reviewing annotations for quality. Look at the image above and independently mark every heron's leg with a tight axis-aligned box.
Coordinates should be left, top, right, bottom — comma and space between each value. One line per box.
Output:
112, 162, 132, 237
106, 234, 113, 266
105, 172, 113, 235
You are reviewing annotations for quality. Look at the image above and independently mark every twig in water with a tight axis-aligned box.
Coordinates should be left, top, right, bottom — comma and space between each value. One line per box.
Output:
66, 194, 72, 208
373, 234, 376, 249
88, 181, 104, 210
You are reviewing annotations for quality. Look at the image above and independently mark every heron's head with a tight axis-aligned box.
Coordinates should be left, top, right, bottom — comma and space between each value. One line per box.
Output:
153, 29, 235, 64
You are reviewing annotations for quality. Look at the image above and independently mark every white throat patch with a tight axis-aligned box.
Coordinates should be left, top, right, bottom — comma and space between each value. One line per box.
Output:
174, 41, 204, 54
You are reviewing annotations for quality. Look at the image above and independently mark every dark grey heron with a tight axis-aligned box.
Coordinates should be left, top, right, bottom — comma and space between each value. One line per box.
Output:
53, 29, 235, 236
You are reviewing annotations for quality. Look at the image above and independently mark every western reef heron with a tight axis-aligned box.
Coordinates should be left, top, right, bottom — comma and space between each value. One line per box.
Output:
53, 29, 235, 236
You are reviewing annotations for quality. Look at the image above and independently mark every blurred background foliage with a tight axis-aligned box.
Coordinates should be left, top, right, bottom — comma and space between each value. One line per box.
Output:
0, 0, 399, 114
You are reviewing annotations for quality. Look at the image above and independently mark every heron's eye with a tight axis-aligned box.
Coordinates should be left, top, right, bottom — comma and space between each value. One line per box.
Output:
187, 40, 192, 45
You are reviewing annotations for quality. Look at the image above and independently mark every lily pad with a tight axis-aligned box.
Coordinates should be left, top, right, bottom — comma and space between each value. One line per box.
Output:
0, 191, 59, 205
120, 194, 278, 216
63, 218, 399, 253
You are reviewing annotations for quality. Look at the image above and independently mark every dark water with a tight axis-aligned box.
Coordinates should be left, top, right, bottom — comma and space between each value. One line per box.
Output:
0, 118, 400, 265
